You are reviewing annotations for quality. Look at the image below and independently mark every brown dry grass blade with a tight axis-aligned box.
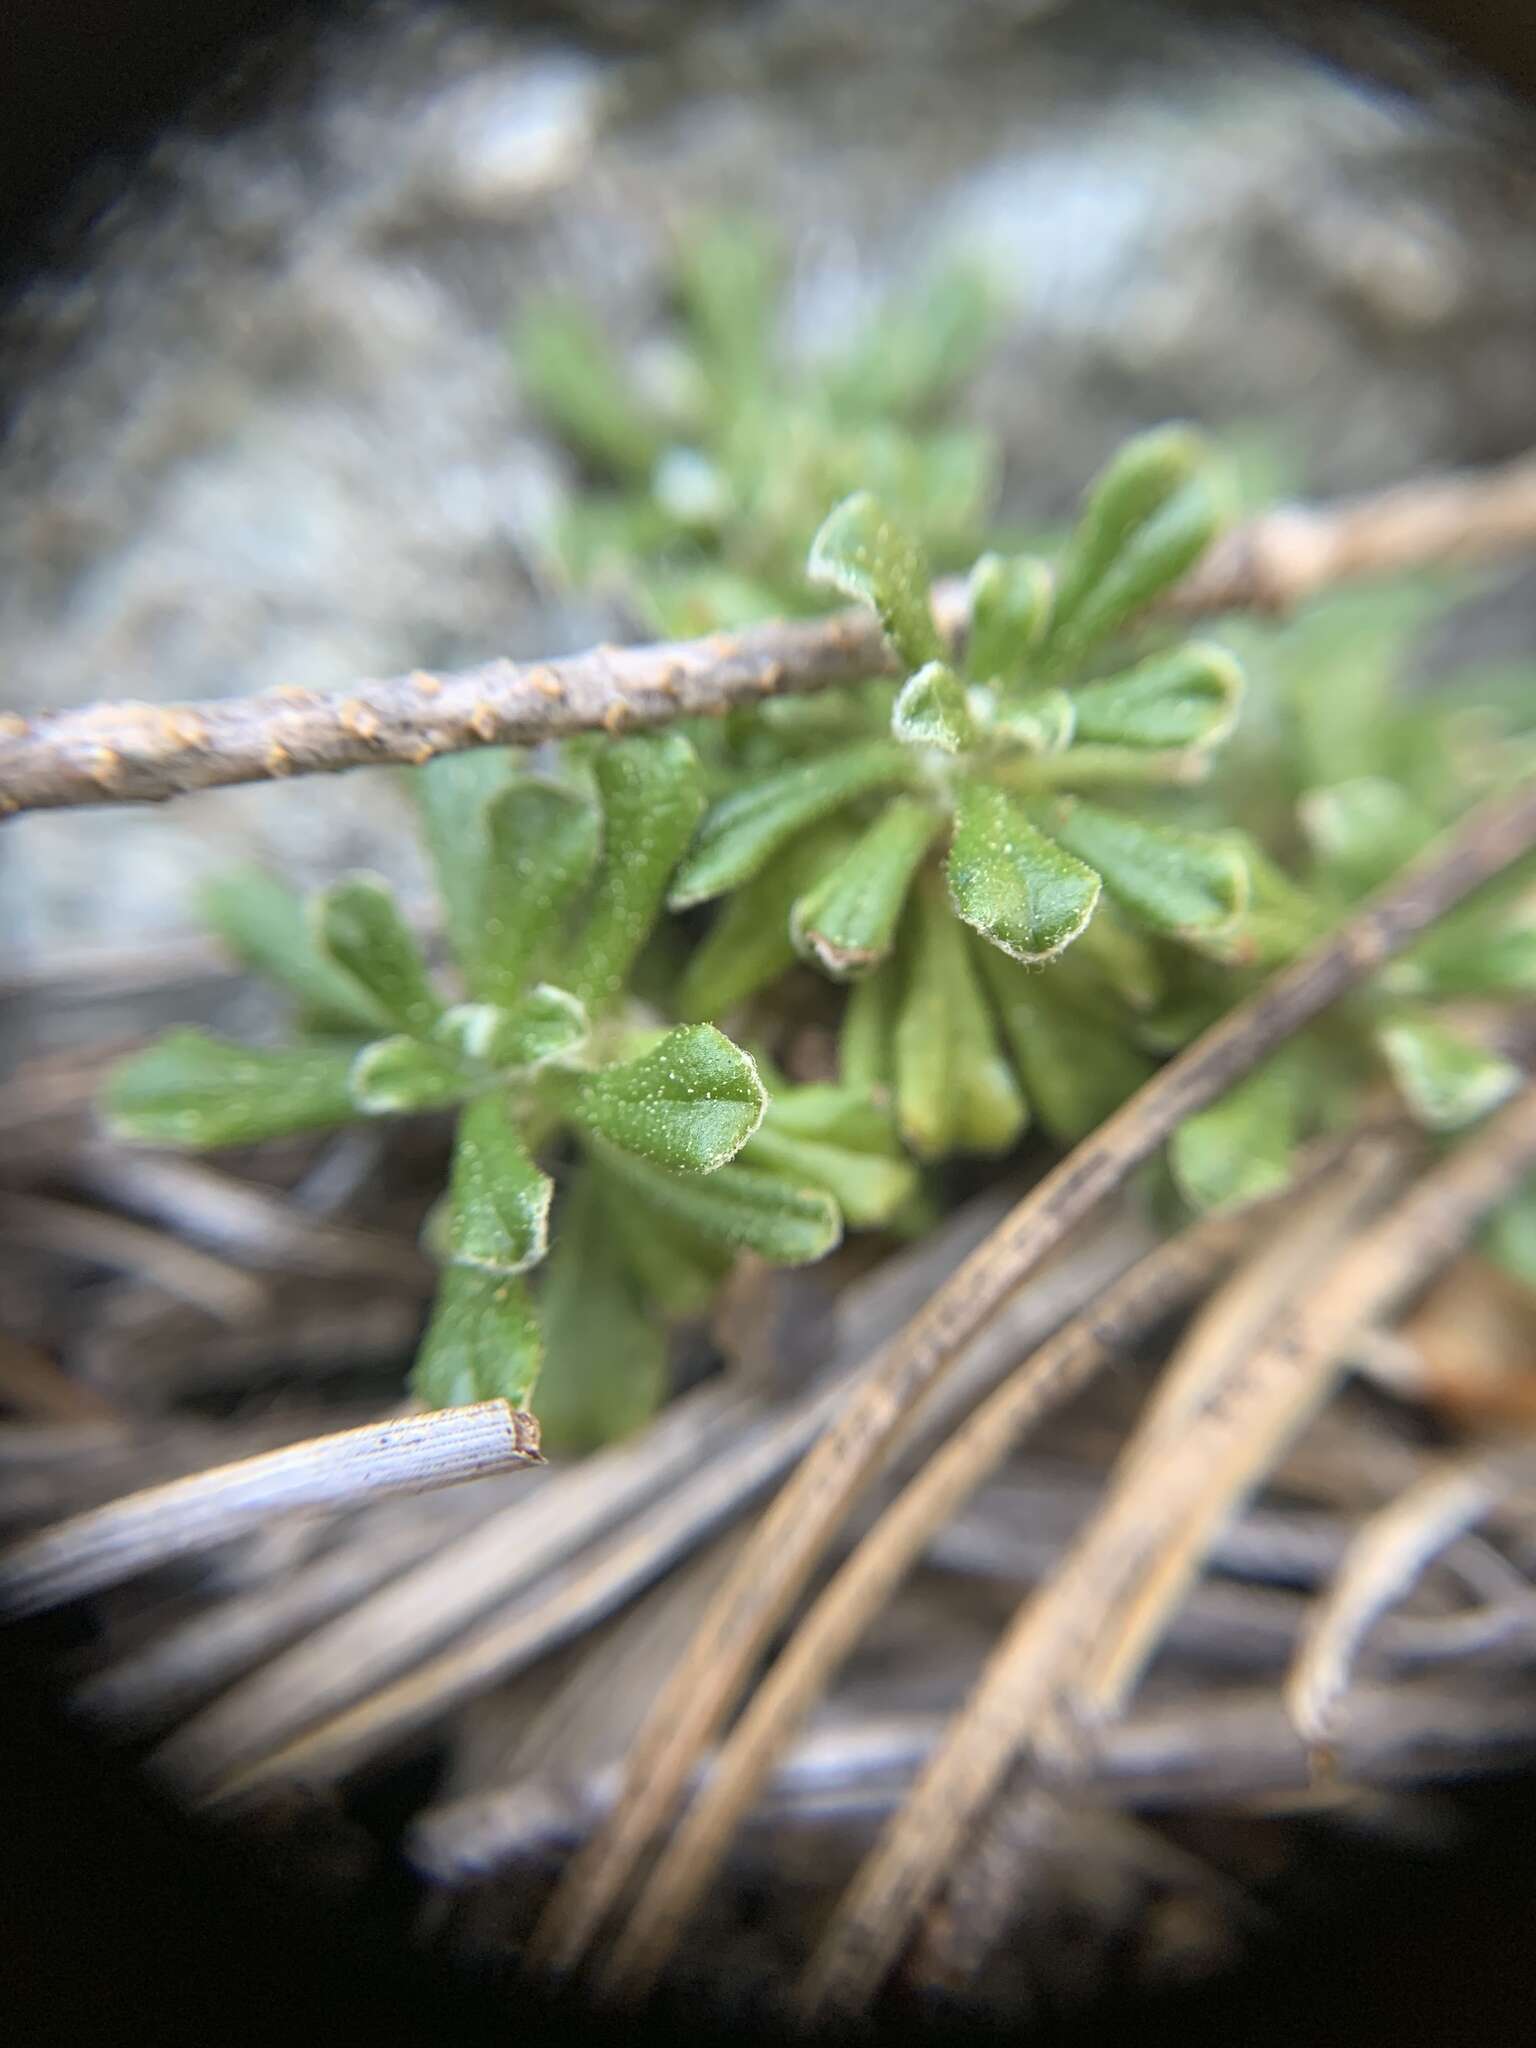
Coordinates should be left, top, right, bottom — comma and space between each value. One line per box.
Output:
0, 1402, 542, 1617
592, 1204, 1263, 2001
797, 1085, 1536, 2022
529, 783, 1536, 1982
908, 1154, 1408, 1993
1284, 1449, 1529, 1754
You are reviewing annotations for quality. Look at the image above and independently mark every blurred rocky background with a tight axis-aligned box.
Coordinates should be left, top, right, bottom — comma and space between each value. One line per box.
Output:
4, 0, 1535, 996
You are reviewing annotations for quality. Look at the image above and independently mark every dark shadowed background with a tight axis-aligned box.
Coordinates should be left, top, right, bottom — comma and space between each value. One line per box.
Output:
5, 5, 1536, 2043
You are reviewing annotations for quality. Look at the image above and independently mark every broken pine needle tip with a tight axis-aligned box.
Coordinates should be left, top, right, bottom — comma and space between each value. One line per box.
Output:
0, 1400, 541, 1619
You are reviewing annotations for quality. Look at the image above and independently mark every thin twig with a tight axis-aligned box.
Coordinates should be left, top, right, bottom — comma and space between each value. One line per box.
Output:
0, 1401, 541, 1618
1166, 451, 1536, 615
73, 1281, 423, 1405
0, 1334, 122, 1425
529, 782, 1536, 1982
909, 1160, 1406, 1994
0, 1189, 269, 1323
174, 1211, 1137, 1800
589, 1204, 1260, 2002
154, 1385, 750, 1790
68, 1148, 436, 1290
5, 454, 1536, 815
189, 1401, 848, 1803
70, 1496, 524, 1729
1114, 1167, 1406, 1485
1091, 1680, 1536, 1806
0, 611, 888, 814
411, 1714, 948, 1883
1284, 1449, 1527, 1753
798, 1087, 1536, 2022
413, 1663, 1536, 1889
1074, 1168, 1409, 1717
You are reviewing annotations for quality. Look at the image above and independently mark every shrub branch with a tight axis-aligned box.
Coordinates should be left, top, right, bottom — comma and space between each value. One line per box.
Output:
5, 452, 1536, 817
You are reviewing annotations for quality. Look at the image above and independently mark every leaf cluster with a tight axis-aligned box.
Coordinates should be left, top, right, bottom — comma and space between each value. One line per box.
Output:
517, 218, 1003, 635
105, 735, 910, 1448
99, 224, 1536, 1446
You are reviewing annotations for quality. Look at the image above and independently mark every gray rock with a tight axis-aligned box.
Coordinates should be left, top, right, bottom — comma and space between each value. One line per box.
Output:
4, 0, 1536, 977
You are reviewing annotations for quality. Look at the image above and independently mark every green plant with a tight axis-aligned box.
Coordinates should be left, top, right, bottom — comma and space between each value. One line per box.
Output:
99, 226, 1536, 1452
104, 734, 914, 1451
671, 432, 1261, 1164
1164, 582, 1536, 1212
518, 217, 1002, 636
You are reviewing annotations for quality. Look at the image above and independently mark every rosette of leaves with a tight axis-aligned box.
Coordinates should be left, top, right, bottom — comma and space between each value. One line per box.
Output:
102, 737, 913, 1448
1165, 586, 1536, 1215
517, 216, 1002, 637
671, 426, 1267, 1162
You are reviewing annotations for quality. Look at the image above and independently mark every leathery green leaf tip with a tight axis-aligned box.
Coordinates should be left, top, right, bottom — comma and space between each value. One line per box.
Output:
946, 782, 1101, 965
807, 491, 942, 671
571, 1024, 766, 1174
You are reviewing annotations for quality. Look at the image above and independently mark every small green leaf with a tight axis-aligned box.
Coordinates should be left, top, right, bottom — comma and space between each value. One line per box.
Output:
966, 553, 1053, 687
436, 986, 589, 1071
475, 779, 601, 1006
839, 959, 899, 1097
592, 1142, 842, 1266
1067, 900, 1164, 1012
884, 425, 997, 555
411, 1265, 542, 1410
1402, 911, 1536, 1001
413, 747, 518, 970
1052, 475, 1220, 662
891, 662, 976, 754
827, 261, 1000, 422
592, 1164, 734, 1316
570, 1024, 765, 1174
1298, 777, 1438, 898
1047, 800, 1248, 943
200, 869, 386, 1034
747, 685, 899, 755
675, 217, 779, 403
745, 1087, 917, 1229
755, 1082, 902, 1153
642, 563, 782, 638
1212, 837, 1328, 969
791, 796, 943, 979
1270, 583, 1443, 790
516, 298, 662, 481
314, 876, 443, 1038
554, 493, 680, 587
669, 739, 912, 908
651, 448, 732, 533
1071, 643, 1244, 752
535, 1170, 668, 1454
946, 782, 1101, 965
991, 690, 1076, 756
1044, 425, 1212, 660
445, 1095, 553, 1276
1169, 1053, 1305, 1214
568, 733, 705, 1009
977, 943, 1152, 1146
1376, 1014, 1523, 1132
1482, 1176, 1536, 1290
676, 820, 857, 1021
895, 880, 1028, 1160
349, 1036, 473, 1116
807, 492, 941, 670
103, 1031, 359, 1150
498, 986, 590, 1068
